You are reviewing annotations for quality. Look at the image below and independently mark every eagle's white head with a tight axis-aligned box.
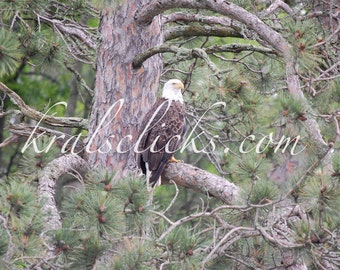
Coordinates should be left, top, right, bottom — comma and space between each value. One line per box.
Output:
162, 79, 184, 104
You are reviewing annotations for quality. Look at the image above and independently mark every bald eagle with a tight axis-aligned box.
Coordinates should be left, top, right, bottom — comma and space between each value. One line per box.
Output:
136, 79, 186, 186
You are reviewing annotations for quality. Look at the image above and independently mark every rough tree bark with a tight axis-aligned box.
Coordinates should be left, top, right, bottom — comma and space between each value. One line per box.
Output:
39, 154, 89, 232
85, 1, 163, 173
163, 162, 239, 204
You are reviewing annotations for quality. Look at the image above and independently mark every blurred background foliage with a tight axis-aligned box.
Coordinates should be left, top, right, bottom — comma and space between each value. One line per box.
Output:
0, 0, 97, 175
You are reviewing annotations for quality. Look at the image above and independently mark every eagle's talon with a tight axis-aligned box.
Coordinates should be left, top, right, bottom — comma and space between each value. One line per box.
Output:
168, 156, 182, 163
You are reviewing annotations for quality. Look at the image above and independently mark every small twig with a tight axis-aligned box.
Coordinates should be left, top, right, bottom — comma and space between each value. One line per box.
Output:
158, 212, 206, 241
0, 135, 20, 148
309, 25, 340, 48
162, 180, 179, 214
36, 13, 97, 50
262, 0, 296, 17
0, 109, 22, 119
65, 62, 94, 96
8, 123, 85, 154
201, 226, 256, 267
150, 210, 174, 225
284, 147, 332, 200
0, 215, 14, 262
334, 115, 340, 139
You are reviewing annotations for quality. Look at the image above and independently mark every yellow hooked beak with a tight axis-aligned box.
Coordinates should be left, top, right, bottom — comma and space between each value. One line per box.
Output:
177, 81, 185, 93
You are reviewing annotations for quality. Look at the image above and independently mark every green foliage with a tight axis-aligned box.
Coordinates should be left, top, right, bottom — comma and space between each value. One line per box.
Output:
292, 219, 311, 244
1, 161, 210, 269
1, 180, 37, 219
230, 152, 271, 183
51, 169, 159, 268
278, 92, 306, 120
245, 54, 286, 93
64, 188, 123, 236
284, 18, 324, 73
113, 239, 158, 270
61, 169, 124, 237
22, 30, 65, 69
332, 153, 340, 177
0, 0, 96, 175
314, 78, 340, 115
119, 176, 154, 232
0, 225, 9, 256
84, 167, 116, 190
0, 0, 45, 20
70, 232, 106, 270
0, 178, 45, 261
6, 68, 71, 113
247, 179, 279, 205
0, 29, 23, 78
19, 136, 61, 177
53, 228, 79, 256
300, 176, 340, 230
162, 226, 201, 270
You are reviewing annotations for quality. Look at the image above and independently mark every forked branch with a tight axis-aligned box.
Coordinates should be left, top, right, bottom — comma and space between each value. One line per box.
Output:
135, 0, 289, 53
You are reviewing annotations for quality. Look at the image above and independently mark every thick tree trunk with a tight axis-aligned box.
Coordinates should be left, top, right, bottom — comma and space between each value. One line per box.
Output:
86, 1, 163, 173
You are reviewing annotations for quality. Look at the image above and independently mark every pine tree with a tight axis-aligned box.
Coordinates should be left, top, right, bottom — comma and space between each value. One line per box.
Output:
1, 0, 340, 269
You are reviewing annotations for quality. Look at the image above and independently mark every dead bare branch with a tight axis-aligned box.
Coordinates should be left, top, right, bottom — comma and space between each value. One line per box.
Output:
0, 82, 88, 129
36, 14, 98, 50
8, 123, 85, 155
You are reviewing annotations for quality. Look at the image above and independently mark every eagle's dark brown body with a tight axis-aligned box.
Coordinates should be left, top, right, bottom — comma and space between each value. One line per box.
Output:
136, 98, 186, 186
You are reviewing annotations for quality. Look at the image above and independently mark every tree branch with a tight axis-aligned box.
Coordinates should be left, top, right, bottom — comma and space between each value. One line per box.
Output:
36, 14, 98, 50
7, 123, 85, 154
133, 43, 276, 68
0, 215, 14, 263
39, 154, 89, 234
163, 12, 235, 27
0, 82, 88, 129
261, 0, 296, 17
162, 162, 240, 204
135, 0, 289, 54
164, 25, 242, 41
65, 62, 94, 97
